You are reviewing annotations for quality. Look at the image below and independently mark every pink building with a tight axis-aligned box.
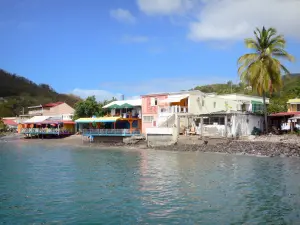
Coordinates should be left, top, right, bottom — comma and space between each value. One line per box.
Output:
141, 93, 168, 133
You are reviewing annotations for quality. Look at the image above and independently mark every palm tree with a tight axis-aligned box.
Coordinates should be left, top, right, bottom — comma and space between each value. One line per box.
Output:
238, 27, 294, 133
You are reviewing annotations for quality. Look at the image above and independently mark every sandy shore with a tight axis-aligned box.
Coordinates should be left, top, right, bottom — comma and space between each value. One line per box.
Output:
1, 133, 300, 157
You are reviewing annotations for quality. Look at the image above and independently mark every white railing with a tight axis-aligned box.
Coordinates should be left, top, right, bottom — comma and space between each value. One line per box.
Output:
159, 106, 188, 114
21, 128, 74, 134
82, 129, 141, 136
28, 110, 43, 115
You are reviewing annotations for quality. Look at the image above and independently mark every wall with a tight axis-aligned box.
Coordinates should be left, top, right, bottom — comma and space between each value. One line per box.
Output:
288, 104, 300, 112
141, 95, 168, 133
93, 136, 124, 143
146, 127, 178, 147
43, 103, 75, 116
231, 114, 263, 137
217, 94, 269, 104
188, 93, 239, 114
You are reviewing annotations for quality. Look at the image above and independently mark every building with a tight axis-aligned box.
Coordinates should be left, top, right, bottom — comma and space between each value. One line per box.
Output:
74, 99, 142, 140
142, 91, 269, 138
1, 117, 18, 130
18, 102, 75, 137
269, 98, 300, 132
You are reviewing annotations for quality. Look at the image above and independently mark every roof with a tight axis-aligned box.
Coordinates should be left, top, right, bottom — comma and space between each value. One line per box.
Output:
287, 99, 300, 104
160, 94, 189, 103
75, 117, 120, 123
141, 90, 203, 97
103, 99, 142, 109
24, 116, 50, 124
269, 112, 300, 117
3, 119, 18, 126
42, 102, 64, 107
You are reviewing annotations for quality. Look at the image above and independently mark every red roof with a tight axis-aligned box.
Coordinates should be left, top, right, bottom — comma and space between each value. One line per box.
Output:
42, 102, 64, 108
269, 111, 300, 117
3, 119, 18, 126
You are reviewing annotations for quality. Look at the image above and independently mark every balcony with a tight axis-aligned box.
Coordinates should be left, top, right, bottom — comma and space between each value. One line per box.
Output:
82, 129, 141, 137
158, 106, 188, 114
28, 110, 43, 115
21, 128, 74, 135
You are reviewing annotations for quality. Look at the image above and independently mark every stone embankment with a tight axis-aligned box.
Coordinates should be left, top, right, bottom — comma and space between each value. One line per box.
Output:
147, 135, 300, 157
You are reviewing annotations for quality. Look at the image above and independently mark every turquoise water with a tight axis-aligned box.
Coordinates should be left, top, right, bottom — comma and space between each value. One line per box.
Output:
1, 142, 300, 224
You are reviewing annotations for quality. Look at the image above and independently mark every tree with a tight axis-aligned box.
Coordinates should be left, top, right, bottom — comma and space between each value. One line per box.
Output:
238, 27, 294, 133
73, 96, 117, 119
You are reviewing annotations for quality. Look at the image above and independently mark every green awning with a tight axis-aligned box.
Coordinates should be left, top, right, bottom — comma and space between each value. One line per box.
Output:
107, 104, 121, 109
251, 100, 263, 104
120, 103, 133, 108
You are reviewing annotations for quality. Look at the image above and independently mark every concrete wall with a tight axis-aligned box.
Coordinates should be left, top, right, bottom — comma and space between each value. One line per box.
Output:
146, 127, 178, 147
93, 136, 124, 143
198, 114, 263, 137
188, 93, 239, 114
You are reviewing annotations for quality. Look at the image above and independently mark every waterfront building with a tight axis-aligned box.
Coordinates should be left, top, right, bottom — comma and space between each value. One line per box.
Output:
75, 99, 142, 141
141, 90, 269, 139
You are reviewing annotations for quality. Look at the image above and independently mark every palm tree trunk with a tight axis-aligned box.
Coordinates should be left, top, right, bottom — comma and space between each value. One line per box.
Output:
263, 91, 268, 133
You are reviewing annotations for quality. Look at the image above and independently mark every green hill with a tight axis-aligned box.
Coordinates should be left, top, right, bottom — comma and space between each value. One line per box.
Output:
193, 73, 300, 113
0, 69, 81, 117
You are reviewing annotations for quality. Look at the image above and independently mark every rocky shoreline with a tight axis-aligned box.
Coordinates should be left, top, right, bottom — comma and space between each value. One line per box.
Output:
151, 140, 300, 157
2, 133, 300, 157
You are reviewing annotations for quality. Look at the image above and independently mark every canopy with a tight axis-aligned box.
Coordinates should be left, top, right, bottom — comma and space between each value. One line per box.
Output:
120, 103, 133, 108
24, 116, 50, 124
107, 104, 121, 109
287, 99, 300, 104
161, 94, 189, 103
75, 117, 120, 123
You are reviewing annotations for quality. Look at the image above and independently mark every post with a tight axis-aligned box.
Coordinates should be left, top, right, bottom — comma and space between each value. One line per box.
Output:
225, 114, 228, 138
58, 124, 60, 136
200, 116, 204, 138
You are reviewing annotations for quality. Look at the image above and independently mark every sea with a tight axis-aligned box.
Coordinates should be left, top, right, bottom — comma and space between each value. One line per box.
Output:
1, 141, 300, 224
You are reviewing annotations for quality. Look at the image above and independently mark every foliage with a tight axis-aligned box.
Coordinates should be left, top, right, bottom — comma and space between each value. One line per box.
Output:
0, 119, 7, 132
251, 126, 262, 136
73, 96, 117, 120
237, 27, 294, 131
238, 27, 294, 95
0, 69, 82, 117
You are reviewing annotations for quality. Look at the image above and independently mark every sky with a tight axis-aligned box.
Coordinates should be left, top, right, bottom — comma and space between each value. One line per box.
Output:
1, 0, 300, 101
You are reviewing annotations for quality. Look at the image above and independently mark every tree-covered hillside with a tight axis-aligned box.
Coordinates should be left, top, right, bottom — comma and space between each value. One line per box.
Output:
0, 69, 81, 117
193, 74, 300, 113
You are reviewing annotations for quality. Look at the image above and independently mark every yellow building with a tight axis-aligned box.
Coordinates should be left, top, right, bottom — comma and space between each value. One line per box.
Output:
287, 98, 300, 112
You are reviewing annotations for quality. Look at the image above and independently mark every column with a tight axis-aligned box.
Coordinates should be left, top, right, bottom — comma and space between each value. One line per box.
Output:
201, 117, 204, 138
225, 114, 228, 138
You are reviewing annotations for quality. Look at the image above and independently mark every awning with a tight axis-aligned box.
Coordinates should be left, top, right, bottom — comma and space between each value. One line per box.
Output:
24, 116, 50, 124
161, 94, 189, 103
75, 117, 121, 123
269, 112, 300, 117
287, 99, 300, 104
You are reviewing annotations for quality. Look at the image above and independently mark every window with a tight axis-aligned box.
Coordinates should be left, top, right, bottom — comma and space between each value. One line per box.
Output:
143, 116, 154, 123
297, 104, 300, 112
213, 102, 216, 108
203, 118, 209, 125
151, 98, 158, 106
203, 117, 225, 125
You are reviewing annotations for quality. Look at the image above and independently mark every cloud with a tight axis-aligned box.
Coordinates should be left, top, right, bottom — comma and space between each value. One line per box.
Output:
188, 0, 300, 41
121, 35, 149, 43
110, 8, 136, 24
71, 88, 123, 101
137, 0, 194, 15
137, 0, 300, 42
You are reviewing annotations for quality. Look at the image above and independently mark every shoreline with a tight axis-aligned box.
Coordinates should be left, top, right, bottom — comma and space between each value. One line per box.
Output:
1, 134, 300, 158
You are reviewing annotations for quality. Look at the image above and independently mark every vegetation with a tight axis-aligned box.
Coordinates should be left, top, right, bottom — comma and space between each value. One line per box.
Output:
0, 119, 7, 132
237, 27, 294, 132
0, 69, 81, 117
73, 96, 116, 120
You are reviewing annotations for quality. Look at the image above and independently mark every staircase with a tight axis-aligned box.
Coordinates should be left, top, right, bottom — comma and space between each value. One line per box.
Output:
157, 114, 175, 128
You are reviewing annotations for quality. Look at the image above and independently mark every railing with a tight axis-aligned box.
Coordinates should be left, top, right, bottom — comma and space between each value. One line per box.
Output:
82, 129, 141, 136
28, 110, 43, 115
159, 106, 188, 114
20, 128, 74, 135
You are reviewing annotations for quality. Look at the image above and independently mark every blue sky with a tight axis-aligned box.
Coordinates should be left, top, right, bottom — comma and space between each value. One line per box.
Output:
1, 0, 300, 100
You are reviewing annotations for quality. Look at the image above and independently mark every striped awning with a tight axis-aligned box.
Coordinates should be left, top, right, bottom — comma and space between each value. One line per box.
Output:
75, 117, 121, 123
